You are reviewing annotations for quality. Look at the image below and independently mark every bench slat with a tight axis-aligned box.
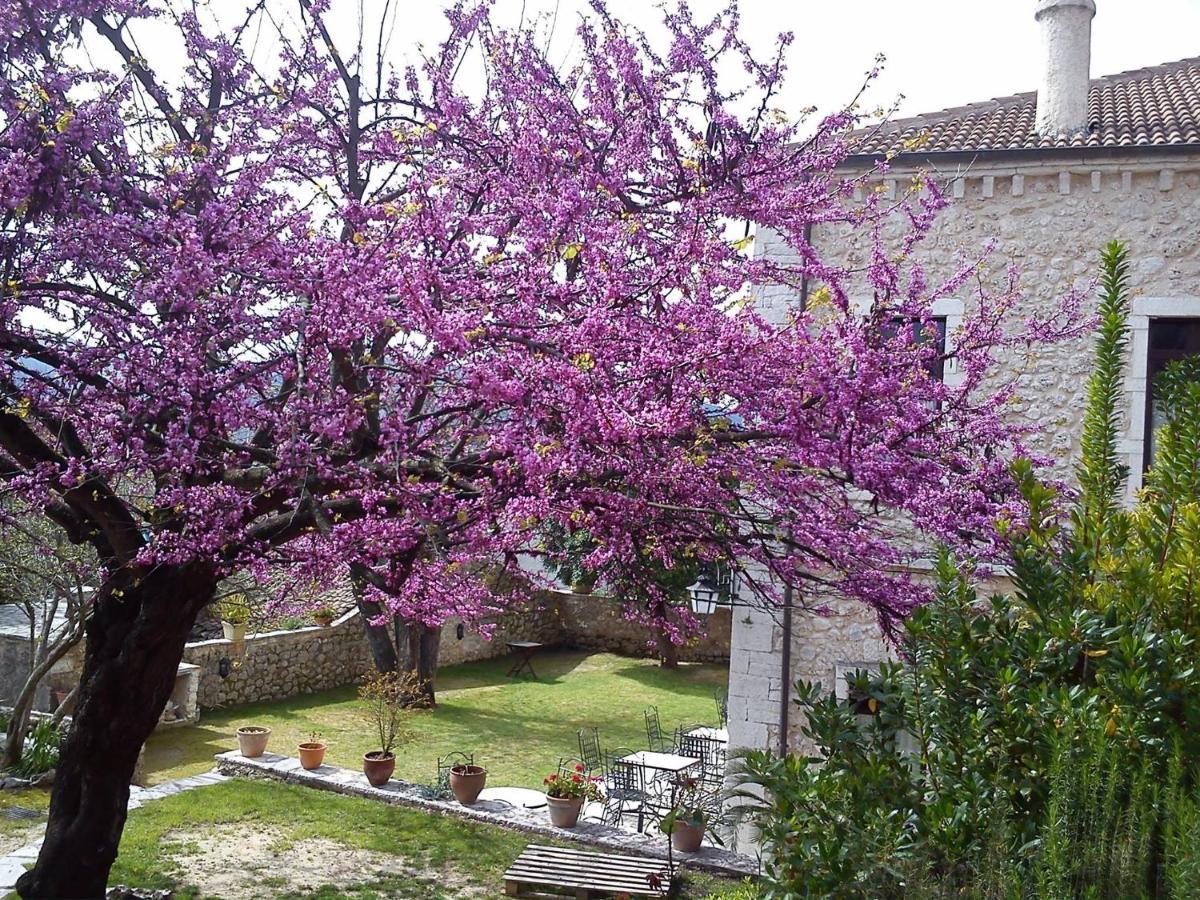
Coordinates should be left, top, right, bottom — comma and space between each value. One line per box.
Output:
521, 843, 668, 866
504, 843, 669, 898
507, 865, 657, 888
515, 849, 665, 875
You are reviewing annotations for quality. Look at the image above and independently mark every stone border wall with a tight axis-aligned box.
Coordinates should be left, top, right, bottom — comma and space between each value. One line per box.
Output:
184, 591, 731, 710
554, 592, 732, 663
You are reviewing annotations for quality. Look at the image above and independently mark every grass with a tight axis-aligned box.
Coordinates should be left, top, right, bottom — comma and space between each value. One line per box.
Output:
109, 778, 748, 899
145, 650, 728, 789
0, 787, 49, 843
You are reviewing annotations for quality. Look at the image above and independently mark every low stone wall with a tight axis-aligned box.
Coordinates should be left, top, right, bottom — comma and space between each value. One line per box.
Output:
182, 613, 374, 709
184, 591, 731, 711
183, 598, 565, 709
438, 599, 562, 667
555, 592, 731, 663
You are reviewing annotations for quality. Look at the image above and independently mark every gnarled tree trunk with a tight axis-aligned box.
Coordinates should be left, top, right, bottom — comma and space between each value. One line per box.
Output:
397, 619, 441, 706
352, 581, 399, 674
16, 562, 216, 899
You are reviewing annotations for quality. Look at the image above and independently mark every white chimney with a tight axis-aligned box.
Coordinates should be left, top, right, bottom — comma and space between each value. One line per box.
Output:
1034, 0, 1096, 135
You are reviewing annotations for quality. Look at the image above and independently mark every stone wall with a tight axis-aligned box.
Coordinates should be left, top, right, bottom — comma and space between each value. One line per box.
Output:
184, 590, 728, 710
556, 591, 731, 663
437, 598, 562, 667
729, 153, 1200, 753
182, 614, 375, 709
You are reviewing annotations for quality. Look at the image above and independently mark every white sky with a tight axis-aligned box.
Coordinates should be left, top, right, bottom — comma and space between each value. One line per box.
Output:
368, 0, 1200, 120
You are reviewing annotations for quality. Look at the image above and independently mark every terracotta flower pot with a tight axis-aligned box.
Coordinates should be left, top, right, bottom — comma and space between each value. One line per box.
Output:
449, 764, 488, 804
222, 621, 246, 642
670, 819, 705, 853
236, 726, 271, 758
313, 614, 333, 627
546, 795, 584, 828
298, 741, 327, 770
363, 751, 395, 786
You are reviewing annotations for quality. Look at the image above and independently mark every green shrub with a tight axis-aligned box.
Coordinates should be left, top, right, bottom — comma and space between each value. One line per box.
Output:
10, 717, 64, 778
733, 243, 1200, 899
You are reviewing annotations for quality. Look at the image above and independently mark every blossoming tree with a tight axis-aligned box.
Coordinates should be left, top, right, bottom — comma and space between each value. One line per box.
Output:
1, 1, 1071, 894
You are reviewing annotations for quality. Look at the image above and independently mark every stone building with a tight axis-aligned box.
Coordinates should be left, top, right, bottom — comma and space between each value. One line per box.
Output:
727, 0, 1200, 754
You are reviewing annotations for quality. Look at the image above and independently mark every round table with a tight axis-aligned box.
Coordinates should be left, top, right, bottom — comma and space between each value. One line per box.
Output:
477, 786, 547, 809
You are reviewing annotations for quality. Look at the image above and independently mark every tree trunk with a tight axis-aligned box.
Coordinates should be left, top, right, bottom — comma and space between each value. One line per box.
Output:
3, 626, 85, 769
396, 619, 440, 706
352, 582, 399, 673
657, 629, 679, 669
2, 699, 31, 772
16, 562, 216, 899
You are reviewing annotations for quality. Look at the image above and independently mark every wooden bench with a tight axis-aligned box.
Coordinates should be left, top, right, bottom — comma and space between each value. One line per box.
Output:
504, 843, 672, 898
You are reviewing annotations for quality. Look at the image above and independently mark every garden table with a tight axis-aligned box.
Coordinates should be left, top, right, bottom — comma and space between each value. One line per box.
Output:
478, 786, 547, 809
505, 641, 544, 678
685, 726, 728, 744
617, 751, 700, 779
616, 751, 700, 831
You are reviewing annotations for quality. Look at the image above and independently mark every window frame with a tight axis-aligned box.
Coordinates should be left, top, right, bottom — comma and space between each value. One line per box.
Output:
1142, 316, 1200, 471
1122, 299, 1200, 501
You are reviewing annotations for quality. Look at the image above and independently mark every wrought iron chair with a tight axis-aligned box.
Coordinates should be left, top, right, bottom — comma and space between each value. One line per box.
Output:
644, 706, 669, 752
435, 751, 475, 794
676, 728, 726, 789
577, 727, 602, 773
601, 747, 652, 832
714, 688, 729, 729
557, 755, 591, 776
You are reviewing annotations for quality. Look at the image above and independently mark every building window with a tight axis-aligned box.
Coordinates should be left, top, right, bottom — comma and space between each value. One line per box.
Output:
1144, 318, 1200, 469
885, 317, 948, 382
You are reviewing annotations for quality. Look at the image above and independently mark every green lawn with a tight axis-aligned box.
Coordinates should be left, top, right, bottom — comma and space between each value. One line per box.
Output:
146, 650, 728, 789
108, 778, 749, 899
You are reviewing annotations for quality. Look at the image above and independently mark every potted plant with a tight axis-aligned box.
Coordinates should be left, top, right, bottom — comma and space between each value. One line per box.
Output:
236, 725, 271, 758
543, 763, 603, 828
298, 730, 326, 770
219, 594, 250, 642
449, 763, 489, 805
312, 605, 335, 627
660, 777, 709, 853
359, 671, 418, 787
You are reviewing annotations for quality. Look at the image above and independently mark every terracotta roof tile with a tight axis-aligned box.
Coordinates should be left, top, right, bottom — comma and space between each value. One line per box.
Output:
851, 57, 1200, 157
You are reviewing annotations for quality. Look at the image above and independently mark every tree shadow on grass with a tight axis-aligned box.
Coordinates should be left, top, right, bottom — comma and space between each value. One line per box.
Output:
608, 661, 729, 699
435, 647, 593, 691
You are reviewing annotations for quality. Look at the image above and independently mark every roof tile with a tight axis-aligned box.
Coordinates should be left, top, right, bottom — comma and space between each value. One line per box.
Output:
852, 57, 1200, 156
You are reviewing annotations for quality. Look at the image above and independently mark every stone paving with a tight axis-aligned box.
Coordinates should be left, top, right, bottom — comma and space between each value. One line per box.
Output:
0, 770, 228, 897
215, 750, 760, 878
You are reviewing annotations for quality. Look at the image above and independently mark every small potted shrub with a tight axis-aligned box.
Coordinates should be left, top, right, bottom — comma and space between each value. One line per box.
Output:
543, 764, 603, 828
219, 594, 251, 642
450, 763, 488, 805
359, 671, 420, 787
236, 725, 271, 758
660, 777, 709, 853
298, 730, 326, 770
312, 605, 336, 627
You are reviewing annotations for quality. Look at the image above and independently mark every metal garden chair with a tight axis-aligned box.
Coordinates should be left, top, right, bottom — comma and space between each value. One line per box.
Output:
600, 747, 653, 832
644, 706, 670, 752
577, 727, 602, 773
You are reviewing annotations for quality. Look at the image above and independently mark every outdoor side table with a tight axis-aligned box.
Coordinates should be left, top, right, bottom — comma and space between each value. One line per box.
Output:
505, 641, 543, 678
